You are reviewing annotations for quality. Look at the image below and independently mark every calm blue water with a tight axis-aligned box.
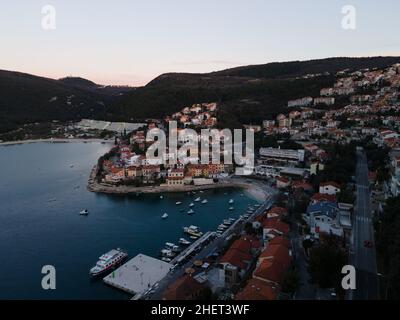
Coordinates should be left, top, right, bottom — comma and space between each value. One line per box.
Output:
0, 142, 259, 300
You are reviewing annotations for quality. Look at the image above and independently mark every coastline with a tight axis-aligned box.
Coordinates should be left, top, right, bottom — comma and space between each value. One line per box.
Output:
87, 166, 273, 202
0, 138, 113, 146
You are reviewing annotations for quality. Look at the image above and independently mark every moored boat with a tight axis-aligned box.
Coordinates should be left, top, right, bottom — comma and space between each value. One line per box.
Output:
89, 248, 128, 277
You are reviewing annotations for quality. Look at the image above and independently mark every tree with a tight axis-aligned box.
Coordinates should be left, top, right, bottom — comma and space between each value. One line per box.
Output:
375, 196, 400, 299
281, 268, 300, 295
308, 236, 347, 289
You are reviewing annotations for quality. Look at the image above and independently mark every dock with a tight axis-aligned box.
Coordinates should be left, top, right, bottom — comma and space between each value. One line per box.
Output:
103, 254, 172, 299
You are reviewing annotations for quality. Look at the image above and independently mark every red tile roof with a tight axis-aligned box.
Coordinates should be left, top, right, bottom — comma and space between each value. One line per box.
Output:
163, 275, 206, 300
259, 244, 292, 268
220, 236, 259, 270
235, 278, 279, 300
262, 218, 290, 236
269, 236, 291, 249
254, 260, 286, 284
311, 193, 337, 203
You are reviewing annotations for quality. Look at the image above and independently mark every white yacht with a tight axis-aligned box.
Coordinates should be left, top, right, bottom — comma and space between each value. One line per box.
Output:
228, 199, 234, 204
89, 248, 128, 277
189, 203, 194, 207
161, 213, 168, 219
179, 238, 191, 246
175, 201, 182, 205
194, 197, 201, 202
201, 199, 208, 204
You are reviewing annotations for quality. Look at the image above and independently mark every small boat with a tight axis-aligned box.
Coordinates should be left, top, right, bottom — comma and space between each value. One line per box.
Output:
47, 198, 57, 203
160, 249, 175, 258
179, 238, 191, 246
199, 190, 204, 193
194, 197, 201, 202
201, 199, 208, 204
79, 209, 89, 216
70, 164, 74, 168
187, 209, 195, 215
228, 199, 234, 204
189, 203, 194, 207
229, 207, 235, 211
223, 219, 232, 225
160, 195, 164, 199
161, 213, 168, 219
218, 224, 228, 229
190, 236, 199, 240
161, 257, 172, 262
175, 201, 182, 205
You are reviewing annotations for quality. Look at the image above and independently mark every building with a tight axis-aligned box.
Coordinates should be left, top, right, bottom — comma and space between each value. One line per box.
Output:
235, 278, 279, 300
166, 168, 185, 186
276, 176, 290, 189
259, 148, 305, 164
163, 275, 208, 300
219, 236, 261, 287
319, 181, 341, 195
314, 97, 335, 106
288, 97, 313, 108
304, 201, 343, 238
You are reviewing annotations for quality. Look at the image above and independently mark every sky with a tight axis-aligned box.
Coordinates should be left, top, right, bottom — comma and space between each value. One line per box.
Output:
0, 0, 399, 86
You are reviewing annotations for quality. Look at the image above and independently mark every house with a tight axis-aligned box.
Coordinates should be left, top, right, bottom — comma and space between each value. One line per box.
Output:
276, 176, 290, 189
142, 165, 160, 182
126, 166, 143, 178
258, 244, 292, 266
304, 201, 343, 238
235, 278, 279, 300
253, 259, 288, 286
266, 207, 288, 219
219, 236, 261, 287
319, 181, 341, 195
262, 218, 290, 241
166, 168, 185, 186
163, 275, 207, 300
311, 193, 337, 204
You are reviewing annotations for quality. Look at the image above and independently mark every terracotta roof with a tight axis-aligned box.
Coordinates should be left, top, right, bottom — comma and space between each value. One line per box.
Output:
163, 275, 205, 300
259, 244, 292, 269
235, 278, 279, 300
268, 236, 291, 249
311, 193, 337, 203
254, 259, 286, 284
262, 218, 290, 236
220, 236, 259, 270
268, 206, 288, 216
292, 181, 314, 191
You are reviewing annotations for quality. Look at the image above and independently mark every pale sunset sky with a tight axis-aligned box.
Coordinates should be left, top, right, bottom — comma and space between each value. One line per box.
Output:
1, 0, 399, 86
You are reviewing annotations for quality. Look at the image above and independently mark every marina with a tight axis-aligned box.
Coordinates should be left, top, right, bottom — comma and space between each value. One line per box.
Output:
0, 141, 267, 299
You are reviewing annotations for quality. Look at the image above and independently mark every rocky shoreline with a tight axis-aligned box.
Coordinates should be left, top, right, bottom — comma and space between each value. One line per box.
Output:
87, 165, 272, 201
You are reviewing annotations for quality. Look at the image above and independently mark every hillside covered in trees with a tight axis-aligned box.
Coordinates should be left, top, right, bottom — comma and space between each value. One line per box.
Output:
1, 56, 400, 133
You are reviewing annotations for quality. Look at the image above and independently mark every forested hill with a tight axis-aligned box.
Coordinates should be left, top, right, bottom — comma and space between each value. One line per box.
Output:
1, 56, 400, 133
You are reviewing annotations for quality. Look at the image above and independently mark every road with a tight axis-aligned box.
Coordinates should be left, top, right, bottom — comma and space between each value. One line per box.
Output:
145, 185, 277, 300
349, 149, 379, 300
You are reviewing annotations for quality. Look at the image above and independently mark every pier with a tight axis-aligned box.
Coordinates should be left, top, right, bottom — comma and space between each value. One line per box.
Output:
103, 254, 172, 299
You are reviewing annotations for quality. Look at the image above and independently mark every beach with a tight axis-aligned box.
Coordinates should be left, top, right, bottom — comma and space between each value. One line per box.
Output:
87, 165, 273, 202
